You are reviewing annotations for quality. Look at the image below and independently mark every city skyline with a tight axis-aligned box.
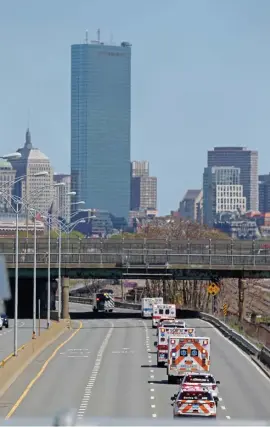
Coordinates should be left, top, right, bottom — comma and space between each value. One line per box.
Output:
1, 1, 269, 215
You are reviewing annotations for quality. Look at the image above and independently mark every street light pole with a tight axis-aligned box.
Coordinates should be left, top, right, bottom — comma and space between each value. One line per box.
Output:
47, 217, 51, 329
58, 225, 62, 321
14, 204, 19, 356
33, 212, 37, 337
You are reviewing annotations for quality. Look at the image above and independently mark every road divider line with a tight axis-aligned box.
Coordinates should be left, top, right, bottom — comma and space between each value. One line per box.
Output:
77, 321, 114, 420
5, 321, 83, 420
143, 320, 157, 419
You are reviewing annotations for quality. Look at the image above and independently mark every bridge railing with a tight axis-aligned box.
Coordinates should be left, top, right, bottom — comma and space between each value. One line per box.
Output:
3, 251, 270, 267
69, 295, 141, 310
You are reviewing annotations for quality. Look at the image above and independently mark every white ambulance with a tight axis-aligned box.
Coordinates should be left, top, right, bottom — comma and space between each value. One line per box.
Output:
157, 326, 195, 367
141, 297, 163, 318
152, 304, 176, 328
167, 336, 210, 384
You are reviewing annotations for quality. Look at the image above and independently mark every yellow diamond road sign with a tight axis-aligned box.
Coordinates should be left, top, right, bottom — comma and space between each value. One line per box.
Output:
207, 283, 220, 296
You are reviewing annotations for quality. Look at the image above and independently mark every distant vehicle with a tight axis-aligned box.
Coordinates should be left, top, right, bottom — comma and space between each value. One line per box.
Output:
92, 292, 114, 313
152, 304, 176, 328
0, 317, 3, 330
1, 314, 8, 328
141, 297, 163, 318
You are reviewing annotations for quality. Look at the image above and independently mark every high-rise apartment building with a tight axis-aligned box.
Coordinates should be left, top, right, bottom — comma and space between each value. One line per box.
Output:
207, 147, 258, 211
131, 161, 149, 177
71, 34, 131, 219
130, 160, 157, 210
203, 166, 246, 226
131, 176, 157, 210
53, 174, 71, 222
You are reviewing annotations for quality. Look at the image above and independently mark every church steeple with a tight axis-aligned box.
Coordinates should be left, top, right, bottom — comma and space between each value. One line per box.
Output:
25, 128, 32, 149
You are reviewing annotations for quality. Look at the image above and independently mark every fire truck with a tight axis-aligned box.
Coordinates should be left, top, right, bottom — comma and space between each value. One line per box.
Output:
156, 326, 195, 367
152, 304, 176, 328
167, 336, 210, 384
92, 292, 115, 313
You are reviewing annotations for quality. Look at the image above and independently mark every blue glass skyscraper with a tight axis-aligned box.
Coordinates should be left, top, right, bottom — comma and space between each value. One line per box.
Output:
71, 36, 131, 219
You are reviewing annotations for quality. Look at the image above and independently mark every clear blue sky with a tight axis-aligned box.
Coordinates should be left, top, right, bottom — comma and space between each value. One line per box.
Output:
0, 0, 269, 215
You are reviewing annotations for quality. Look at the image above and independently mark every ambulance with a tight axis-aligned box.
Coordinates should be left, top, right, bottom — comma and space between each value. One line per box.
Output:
167, 336, 210, 384
152, 304, 176, 328
141, 297, 163, 318
157, 326, 195, 367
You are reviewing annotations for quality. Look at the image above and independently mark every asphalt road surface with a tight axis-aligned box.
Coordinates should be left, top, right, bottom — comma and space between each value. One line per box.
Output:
0, 319, 47, 361
0, 303, 269, 425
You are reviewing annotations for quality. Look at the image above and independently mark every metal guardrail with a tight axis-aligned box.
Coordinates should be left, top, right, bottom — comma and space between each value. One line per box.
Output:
200, 312, 260, 356
4, 252, 270, 268
69, 296, 141, 310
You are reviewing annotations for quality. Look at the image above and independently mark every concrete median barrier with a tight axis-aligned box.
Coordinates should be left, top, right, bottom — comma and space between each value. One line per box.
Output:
0, 320, 70, 399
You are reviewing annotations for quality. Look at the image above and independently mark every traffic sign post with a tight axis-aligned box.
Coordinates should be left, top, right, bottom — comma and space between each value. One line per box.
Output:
223, 303, 228, 322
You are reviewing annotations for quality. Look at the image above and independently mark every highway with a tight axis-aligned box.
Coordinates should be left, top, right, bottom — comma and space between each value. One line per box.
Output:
0, 319, 47, 361
0, 303, 269, 424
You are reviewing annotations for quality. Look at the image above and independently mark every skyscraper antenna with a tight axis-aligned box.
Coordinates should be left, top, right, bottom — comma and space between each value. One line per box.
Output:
97, 28, 100, 42
85, 30, 88, 44
27, 109, 30, 128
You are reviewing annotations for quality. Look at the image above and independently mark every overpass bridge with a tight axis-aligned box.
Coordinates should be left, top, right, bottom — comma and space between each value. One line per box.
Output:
2, 237, 270, 280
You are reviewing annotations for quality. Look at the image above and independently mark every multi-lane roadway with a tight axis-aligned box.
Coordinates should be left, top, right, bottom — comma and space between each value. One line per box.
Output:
0, 302, 269, 425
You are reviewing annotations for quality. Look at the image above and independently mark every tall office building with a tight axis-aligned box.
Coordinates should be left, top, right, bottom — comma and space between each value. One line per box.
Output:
71, 33, 131, 219
203, 166, 246, 226
179, 190, 203, 223
207, 147, 258, 211
53, 174, 71, 222
10, 129, 54, 215
259, 174, 270, 213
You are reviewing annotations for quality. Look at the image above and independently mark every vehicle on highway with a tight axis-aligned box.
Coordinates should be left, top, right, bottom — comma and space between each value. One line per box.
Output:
156, 318, 186, 335
152, 303, 176, 328
181, 372, 220, 405
171, 385, 217, 417
0, 317, 3, 330
0, 313, 8, 328
141, 297, 163, 318
167, 336, 210, 383
156, 326, 196, 367
92, 292, 114, 313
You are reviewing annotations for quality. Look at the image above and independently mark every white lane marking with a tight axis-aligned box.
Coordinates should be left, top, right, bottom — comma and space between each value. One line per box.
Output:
143, 320, 158, 419
202, 319, 270, 382
221, 405, 226, 410
219, 397, 222, 401
76, 321, 114, 420
226, 415, 231, 419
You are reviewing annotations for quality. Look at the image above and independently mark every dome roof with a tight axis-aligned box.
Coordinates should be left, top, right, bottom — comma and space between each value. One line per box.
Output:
27, 148, 49, 161
0, 159, 12, 169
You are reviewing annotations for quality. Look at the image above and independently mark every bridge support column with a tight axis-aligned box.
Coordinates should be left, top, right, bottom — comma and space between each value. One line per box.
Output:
61, 277, 70, 319
238, 278, 245, 322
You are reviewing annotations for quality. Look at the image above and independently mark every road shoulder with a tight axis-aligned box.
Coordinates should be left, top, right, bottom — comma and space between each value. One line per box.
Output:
0, 320, 76, 401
